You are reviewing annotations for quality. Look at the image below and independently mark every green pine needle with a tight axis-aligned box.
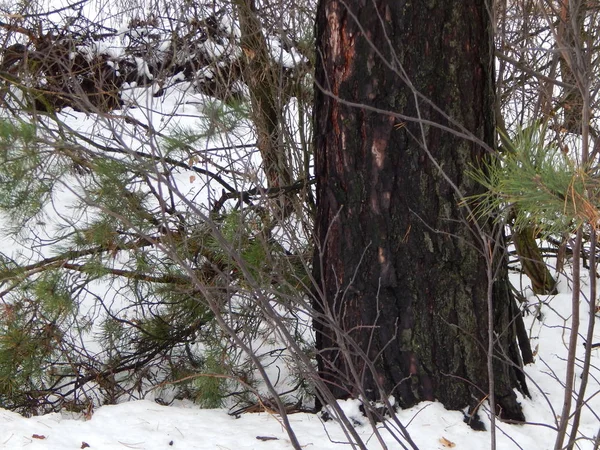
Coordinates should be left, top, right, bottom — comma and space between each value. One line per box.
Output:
468, 123, 599, 237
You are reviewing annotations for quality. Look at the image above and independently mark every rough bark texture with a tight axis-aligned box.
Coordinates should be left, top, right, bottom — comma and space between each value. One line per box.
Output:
236, 0, 293, 192
313, 0, 530, 421
513, 225, 558, 295
558, 0, 585, 133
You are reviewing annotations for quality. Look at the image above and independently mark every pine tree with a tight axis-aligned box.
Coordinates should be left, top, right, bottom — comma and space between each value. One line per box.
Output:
0, 2, 314, 414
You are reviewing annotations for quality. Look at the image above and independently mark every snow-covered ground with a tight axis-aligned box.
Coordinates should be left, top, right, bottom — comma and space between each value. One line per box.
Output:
0, 397, 538, 449
1, 271, 598, 450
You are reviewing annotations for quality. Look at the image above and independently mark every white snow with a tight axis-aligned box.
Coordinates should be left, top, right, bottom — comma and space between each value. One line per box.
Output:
267, 38, 306, 69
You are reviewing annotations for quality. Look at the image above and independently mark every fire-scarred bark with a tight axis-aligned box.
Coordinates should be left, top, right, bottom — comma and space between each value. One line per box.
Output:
313, 0, 530, 422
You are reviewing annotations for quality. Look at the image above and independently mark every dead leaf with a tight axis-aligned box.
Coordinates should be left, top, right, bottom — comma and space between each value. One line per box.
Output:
32, 434, 46, 440
439, 436, 455, 448
81, 442, 90, 449
256, 436, 278, 441
189, 175, 196, 183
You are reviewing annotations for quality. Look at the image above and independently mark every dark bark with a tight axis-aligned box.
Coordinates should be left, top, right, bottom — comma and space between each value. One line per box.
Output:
236, 0, 293, 192
313, 0, 530, 421
557, 0, 585, 134
512, 225, 558, 295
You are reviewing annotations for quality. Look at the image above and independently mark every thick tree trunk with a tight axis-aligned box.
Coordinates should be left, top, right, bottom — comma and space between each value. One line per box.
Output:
313, 0, 530, 421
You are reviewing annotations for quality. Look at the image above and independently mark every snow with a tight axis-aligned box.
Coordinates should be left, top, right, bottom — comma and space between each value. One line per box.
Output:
134, 57, 154, 81
0, 399, 528, 449
267, 38, 306, 69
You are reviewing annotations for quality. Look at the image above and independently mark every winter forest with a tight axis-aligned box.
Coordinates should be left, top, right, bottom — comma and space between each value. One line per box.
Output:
0, 0, 599, 449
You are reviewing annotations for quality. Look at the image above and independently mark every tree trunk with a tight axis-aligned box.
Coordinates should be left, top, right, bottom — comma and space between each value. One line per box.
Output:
313, 0, 530, 422
558, 0, 585, 133
512, 224, 558, 295
236, 0, 293, 192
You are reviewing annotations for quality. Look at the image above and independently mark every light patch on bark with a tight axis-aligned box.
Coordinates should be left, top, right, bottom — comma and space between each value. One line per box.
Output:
326, 4, 341, 61
326, 4, 355, 82
370, 195, 380, 213
378, 246, 386, 264
367, 51, 375, 74
371, 137, 386, 168
382, 190, 391, 209
409, 352, 418, 375
423, 232, 434, 253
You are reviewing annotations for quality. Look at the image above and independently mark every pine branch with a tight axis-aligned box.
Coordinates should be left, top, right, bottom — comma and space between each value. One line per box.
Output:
0, 238, 154, 284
